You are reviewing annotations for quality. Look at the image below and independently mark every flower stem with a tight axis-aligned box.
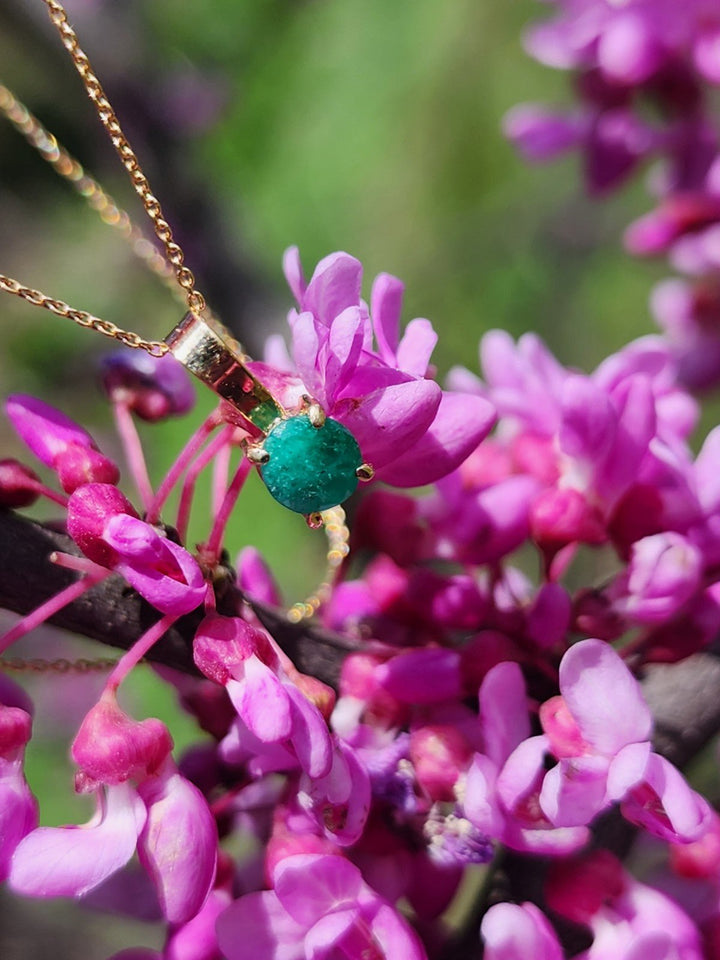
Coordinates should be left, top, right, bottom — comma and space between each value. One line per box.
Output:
112, 400, 155, 514
104, 612, 178, 692
204, 457, 252, 561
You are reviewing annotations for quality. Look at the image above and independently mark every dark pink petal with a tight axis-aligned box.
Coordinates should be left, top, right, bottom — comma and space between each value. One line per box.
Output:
539, 755, 611, 827
303, 252, 363, 327
598, 376, 656, 500
371, 272, 404, 362
559, 639, 652, 755
227, 658, 292, 743
396, 318, 438, 377
336, 379, 441, 469
298, 740, 370, 846
619, 752, 711, 843
9, 782, 145, 897
375, 648, 462, 704
479, 662, 530, 768
137, 768, 217, 924
481, 901, 563, 960
216, 890, 305, 960
377, 392, 496, 488
283, 246, 307, 305
274, 854, 367, 927
6, 394, 95, 467
237, 547, 282, 606
303, 907, 358, 958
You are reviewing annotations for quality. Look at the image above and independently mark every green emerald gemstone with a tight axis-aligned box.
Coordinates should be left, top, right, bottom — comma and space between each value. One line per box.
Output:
258, 414, 362, 514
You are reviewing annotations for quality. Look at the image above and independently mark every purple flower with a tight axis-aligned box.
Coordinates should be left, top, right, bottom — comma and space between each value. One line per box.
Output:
215, 853, 427, 960
100, 348, 195, 422
260, 248, 496, 488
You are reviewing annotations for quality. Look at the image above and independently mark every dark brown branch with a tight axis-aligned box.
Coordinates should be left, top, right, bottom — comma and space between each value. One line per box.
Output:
0, 510, 357, 686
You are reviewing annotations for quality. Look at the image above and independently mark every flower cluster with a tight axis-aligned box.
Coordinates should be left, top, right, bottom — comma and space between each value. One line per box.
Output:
506, 0, 720, 390
2, 241, 720, 960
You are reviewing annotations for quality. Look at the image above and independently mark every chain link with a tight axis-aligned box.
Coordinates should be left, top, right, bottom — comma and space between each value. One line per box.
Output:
0, 656, 116, 674
0, 272, 168, 354
42, 0, 206, 317
0, 83, 183, 307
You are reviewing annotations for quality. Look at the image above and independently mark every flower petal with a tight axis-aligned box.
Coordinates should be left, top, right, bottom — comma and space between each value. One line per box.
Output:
9, 782, 145, 898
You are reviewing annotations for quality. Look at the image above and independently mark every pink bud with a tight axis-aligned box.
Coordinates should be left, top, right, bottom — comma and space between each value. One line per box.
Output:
410, 725, 472, 801
193, 615, 273, 685
72, 694, 173, 786
56, 444, 120, 493
67, 483, 138, 566
236, 547, 282, 606
0, 705, 32, 757
539, 696, 588, 759
0, 459, 40, 508
530, 487, 606, 552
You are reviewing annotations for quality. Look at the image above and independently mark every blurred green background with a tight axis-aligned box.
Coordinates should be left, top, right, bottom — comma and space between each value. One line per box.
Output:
0, 0, 678, 955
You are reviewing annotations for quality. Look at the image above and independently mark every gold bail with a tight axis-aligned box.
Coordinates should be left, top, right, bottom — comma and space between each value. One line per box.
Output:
165, 312, 284, 436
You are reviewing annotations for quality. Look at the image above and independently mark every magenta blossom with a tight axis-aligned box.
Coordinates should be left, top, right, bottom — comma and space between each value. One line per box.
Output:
258, 248, 496, 488
216, 853, 427, 960
6, 394, 119, 493
10, 699, 216, 925
481, 901, 563, 960
538, 639, 710, 841
67, 483, 207, 615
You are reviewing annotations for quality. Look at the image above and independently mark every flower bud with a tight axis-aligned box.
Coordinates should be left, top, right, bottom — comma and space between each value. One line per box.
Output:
67, 483, 138, 566
72, 693, 173, 786
410, 725, 472, 801
0, 459, 40, 508
100, 350, 195, 422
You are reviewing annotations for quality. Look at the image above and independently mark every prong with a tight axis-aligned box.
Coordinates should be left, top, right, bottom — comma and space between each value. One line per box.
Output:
307, 402, 326, 428
245, 444, 270, 465
299, 394, 326, 428
305, 512, 324, 529
355, 462, 375, 482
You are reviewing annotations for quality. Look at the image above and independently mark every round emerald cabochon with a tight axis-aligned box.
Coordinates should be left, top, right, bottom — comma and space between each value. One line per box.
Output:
258, 415, 362, 514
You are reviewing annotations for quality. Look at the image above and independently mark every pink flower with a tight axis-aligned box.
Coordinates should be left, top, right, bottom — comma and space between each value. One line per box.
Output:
6, 394, 119, 493
10, 700, 217, 926
267, 248, 496, 488
215, 853, 427, 960
67, 484, 207, 616
538, 639, 710, 841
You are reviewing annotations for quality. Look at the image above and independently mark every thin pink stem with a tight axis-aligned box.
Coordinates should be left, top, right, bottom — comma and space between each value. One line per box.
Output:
176, 425, 235, 543
211, 441, 233, 517
146, 408, 223, 524
50, 551, 109, 578
105, 612, 178, 692
29, 481, 69, 508
0, 574, 109, 654
112, 400, 154, 513
204, 457, 252, 561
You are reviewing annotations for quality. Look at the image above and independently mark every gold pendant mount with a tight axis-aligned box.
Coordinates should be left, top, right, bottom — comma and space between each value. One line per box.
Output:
165, 312, 284, 438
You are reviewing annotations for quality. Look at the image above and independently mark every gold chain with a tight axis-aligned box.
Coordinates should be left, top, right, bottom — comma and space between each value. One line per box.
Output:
0, 272, 168, 354
0, 656, 116, 674
0, 83, 182, 306
41, 0, 206, 317
287, 506, 350, 622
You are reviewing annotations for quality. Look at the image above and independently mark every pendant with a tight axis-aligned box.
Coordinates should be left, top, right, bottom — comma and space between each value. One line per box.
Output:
165, 312, 372, 521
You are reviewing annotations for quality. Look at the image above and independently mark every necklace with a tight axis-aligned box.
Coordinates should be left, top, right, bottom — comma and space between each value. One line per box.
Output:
0, 0, 373, 523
